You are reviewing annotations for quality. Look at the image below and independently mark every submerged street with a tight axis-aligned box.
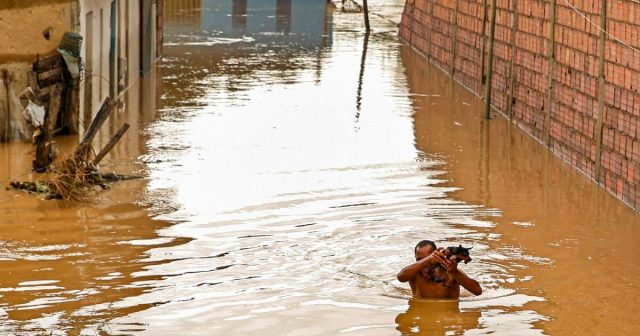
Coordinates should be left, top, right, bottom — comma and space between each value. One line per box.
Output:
1, 1, 640, 335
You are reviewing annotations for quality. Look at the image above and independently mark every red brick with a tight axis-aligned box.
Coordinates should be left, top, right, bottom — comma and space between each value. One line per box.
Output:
400, 0, 640, 210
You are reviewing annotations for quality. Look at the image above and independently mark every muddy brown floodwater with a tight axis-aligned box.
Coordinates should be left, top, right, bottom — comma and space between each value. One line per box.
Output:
1, 0, 640, 335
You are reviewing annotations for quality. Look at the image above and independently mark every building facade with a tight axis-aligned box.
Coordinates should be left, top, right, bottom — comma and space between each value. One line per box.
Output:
0, 0, 79, 141
0, 0, 163, 142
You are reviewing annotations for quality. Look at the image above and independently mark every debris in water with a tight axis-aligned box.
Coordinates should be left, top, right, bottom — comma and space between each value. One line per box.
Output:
11, 98, 134, 200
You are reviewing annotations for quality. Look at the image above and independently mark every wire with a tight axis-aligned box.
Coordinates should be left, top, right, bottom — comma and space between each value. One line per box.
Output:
2, 168, 33, 186
562, 0, 640, 54
78, 58, 114, 90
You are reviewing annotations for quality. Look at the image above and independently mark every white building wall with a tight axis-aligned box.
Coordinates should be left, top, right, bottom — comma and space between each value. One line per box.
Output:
79, 0, 112, 120
79, 0, 146, 123
127, 0, 141, 90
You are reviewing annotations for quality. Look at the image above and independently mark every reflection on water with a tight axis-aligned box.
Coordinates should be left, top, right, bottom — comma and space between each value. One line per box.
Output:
0, 71, 165, 334
395, 299, 481, 335
0, 0, 639, 335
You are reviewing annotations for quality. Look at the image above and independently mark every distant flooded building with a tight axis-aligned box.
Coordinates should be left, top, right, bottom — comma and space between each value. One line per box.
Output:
0, 0, 163, 142
162, 0, 332, 100
164, 0, 331, 49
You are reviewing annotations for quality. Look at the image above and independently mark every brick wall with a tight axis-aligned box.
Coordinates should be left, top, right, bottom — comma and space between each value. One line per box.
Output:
399, 0, 640, 211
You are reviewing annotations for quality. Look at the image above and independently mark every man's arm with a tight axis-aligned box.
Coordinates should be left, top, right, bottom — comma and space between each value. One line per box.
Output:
396, 248, 447, 282
452, 269, 482, 296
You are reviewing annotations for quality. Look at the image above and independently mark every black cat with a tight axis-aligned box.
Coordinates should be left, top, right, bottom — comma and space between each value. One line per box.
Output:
428, 245, 472, 287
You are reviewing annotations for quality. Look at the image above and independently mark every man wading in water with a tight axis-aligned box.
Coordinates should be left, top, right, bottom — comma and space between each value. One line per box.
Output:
397, 240, 482, 299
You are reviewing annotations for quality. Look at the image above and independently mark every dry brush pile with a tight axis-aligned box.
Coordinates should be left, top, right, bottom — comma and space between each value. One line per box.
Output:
11, 98, 132, 200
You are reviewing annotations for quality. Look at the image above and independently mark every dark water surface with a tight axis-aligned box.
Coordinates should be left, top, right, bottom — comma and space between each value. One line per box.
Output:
1, 1, 639, 335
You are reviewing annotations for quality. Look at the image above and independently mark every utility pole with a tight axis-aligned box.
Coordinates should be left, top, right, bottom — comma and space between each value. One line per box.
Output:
483, 0, 497, 119
363, 0, 370, 32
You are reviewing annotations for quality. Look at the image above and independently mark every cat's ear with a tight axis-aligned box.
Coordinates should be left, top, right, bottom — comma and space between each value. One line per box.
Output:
458, 244, 463, 248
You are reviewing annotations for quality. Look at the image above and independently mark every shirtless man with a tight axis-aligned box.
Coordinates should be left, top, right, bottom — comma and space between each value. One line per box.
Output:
397, 240, 482, 299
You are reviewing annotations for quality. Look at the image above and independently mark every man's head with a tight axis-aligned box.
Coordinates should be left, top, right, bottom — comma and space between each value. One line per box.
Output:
414, 240, 437, 261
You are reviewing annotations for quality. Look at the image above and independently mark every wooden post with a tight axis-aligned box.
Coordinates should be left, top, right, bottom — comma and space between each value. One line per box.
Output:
479, 0, 488, 93
80, 98, 116, 146
594, 0, 607, 182
68, 78, 80, 134
356, 32, 370, 114
506, 0, 519, 120
483, 0, 497, 119
451, 0, 459, 76
74, 97, 117, 160
544, 0, 558, 146
33, 84, 64, 171
0, 70, 9, 142
480, 118, 490, 204
363, 0, 370, 32
93, 123, 130, 165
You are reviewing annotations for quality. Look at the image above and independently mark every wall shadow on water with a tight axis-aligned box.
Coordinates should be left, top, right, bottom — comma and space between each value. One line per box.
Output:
401, 44, 640, 335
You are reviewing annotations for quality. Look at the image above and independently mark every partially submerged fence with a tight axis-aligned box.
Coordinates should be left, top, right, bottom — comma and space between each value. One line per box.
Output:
399, 0, 640, 211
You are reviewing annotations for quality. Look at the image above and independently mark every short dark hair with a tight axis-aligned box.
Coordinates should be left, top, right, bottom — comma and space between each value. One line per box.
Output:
414, 240, 437, 254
